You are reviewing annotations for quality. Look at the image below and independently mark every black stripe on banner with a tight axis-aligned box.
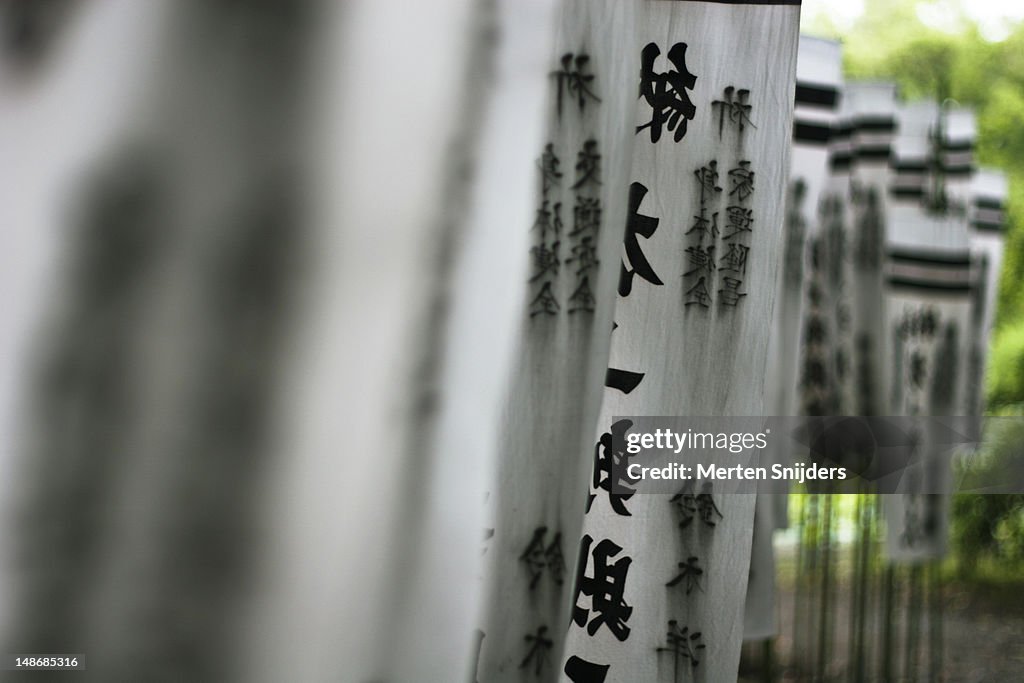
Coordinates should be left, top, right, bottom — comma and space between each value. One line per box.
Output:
891, 187, 924, 199
795, 83, 838, 108
888, 248, 972, 267
887, 276, 973, 294
830, 154, 852, 170
943, 140, 973, 153
854, 116, 896, 132
794, 121, 831, 144
973, 220, 1004, 233
976, 197, 1005, 210
832, 123, 853, 140
893, 161, 928, 173
943, 164, 974, 176
856, 146, 891, 160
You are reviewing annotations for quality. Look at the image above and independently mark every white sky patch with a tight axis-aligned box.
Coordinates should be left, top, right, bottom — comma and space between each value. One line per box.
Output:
802, 0, 1024, 42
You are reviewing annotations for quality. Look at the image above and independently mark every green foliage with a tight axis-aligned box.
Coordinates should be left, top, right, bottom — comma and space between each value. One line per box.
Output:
996, 182, 1024, 325
953, 416, 1024, 574
986, 321, 1024, 408
952, 494, 1024, 574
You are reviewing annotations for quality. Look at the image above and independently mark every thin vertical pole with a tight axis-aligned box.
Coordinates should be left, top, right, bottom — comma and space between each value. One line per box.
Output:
880, 564, 896, 682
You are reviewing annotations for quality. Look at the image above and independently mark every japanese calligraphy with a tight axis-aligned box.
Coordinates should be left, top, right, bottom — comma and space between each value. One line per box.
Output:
620, 182, 664, 297
519, 625, 554, 676
564, 656, 609, 683
665, 556, 704, 595
538, 143, 563, 195
528, 143, 564, 318
637, 42, 697, 143
571, 196, 601, 237
657, 620, 706, 682
587, 419, 638, 516
552, 53, 600, 118
529, 281, 560, 317
571, 535, 634, 641
605, 368, 645, 395
568, 277, 597, 314
572, 139, 602, 190
685, 161, 723, 308
519, 526, 566, 589
670, 482, 723, 529
711, 85, 755, 137
728, 161, 755, 201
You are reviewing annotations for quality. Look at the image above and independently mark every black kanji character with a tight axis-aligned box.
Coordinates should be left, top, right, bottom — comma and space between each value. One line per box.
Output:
684, 276, 712, 308
718, 276, 747, 307
657, 620, 706, 682
568, 277, 597, 314
711, 86, 755, 137
529, 281, 560, 317
619, 182, 664, 296
686, 207, 719, 243
538, 143, 562, 196
571, 196, 601, 237
519, 625, 553, 676
587, 419, 638, 516
670, 483, 723, 528
519, 528, 567, 589
694, 161, 722, 205
666, 556, 704, 595
684, 244, 715, 279
529, 240, 560, 282
723, 205, 753, 239
572, 535, 633, 641
520, 527, 550, 589
532, 200, 563, 242
564, 656, 609, 683
567, 236, 600, 276
637, 42, 697, 143
719, 243, 749, 275
552, 53, 601, 117
605, 368, 644, 394
572, 139, 602, 190
728, 161, 755, 201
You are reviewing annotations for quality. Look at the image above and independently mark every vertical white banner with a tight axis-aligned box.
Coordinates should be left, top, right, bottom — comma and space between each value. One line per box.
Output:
246, 2, 558, 682
847, 83, 897, 419
476, 2, 639, 681
561, 2, 800, 681
883, 102, 972, 563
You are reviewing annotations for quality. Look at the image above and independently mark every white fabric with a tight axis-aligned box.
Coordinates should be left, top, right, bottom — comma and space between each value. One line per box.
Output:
245, 2, 557, 681
475, 2, 639, 680
561, 3, 800, 680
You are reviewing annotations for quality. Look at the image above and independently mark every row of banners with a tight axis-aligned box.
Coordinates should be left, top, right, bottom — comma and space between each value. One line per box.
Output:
0, 1, 1007, 681
477, 7, 1007, 683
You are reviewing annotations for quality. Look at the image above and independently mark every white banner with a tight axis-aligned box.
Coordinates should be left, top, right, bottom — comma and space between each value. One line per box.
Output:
561, 2, 800, 680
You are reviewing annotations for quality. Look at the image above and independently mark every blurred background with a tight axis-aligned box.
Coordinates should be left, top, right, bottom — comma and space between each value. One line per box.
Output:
1, 0, 1023, 681
750, 1, 1024, 681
